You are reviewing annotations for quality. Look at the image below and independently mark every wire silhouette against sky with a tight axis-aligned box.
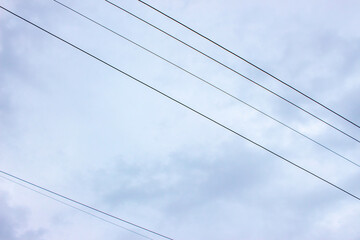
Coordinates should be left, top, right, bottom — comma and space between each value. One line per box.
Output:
1, 5, 359, 202
0, 174, 155, 240
0, 169, 173, 240
136, 0, 360, 130
105, 0, 360, 144
53, 0, 359, 168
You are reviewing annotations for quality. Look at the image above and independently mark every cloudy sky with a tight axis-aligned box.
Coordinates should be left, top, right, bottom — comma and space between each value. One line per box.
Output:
1, 0, 360, 239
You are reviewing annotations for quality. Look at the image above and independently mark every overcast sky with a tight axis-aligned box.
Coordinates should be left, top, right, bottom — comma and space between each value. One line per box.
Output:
1, 0, 360, 239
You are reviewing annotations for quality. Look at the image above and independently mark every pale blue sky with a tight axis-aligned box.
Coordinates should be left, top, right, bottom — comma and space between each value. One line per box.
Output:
1, 0, 360, 239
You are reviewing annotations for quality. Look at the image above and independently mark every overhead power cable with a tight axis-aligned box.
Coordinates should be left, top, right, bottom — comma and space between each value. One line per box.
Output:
0, 174, 154, 240
137, 0, 360, 130
53, 0, 359, 168
0, 169, 172, 240
105, 0, 360, 144
1, 5, 359, 202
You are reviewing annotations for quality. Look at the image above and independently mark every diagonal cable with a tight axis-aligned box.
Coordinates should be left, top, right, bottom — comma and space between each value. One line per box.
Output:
0, 169, 173, 239
1, 5, 359, 202
137, 0, 360, 129
52, 0, 359, 168
0, 174, 154, 240
105, 0, 360, 144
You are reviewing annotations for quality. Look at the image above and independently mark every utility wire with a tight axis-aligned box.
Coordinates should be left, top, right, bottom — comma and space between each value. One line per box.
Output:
1, 5, 359, 202
0, 174, 154, 240
105, 0, 360, 144
137, 0, 360, 130
53, 0, 359, 168
0, 169, 172, 240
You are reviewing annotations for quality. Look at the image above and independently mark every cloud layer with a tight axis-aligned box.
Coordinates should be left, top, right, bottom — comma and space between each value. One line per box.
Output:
1, 0, 360, 239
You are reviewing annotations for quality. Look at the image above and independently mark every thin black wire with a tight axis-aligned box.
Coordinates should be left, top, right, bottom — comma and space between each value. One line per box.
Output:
0, 170, 172, 240
0, 175, 154, 240
105, 0, 360, 144
52, 0, 359, 168
137, 0, 360, 130
53, 0, 360, 167
1, 6, 359, 202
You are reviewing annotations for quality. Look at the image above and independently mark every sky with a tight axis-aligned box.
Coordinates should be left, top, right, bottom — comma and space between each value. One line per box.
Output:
0, 0, 360, 239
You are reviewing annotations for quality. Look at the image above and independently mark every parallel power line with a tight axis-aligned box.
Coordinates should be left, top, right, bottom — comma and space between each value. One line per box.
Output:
105, 0, 360, 144
53, 0, 359, 168
1, 6, 359, 202
53, 0, 360, 167
137, 0, 360, 129
0, 174, 155, 240
0, 169, 173, 240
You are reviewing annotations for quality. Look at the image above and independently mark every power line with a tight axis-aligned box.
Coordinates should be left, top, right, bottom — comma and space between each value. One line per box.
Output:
105, 0, 360, 144
0, 170, 172, 240
0, 174, 154, 240
52, 0, 359, 168
1, 5, 359, 202
137, 0, 360, 130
